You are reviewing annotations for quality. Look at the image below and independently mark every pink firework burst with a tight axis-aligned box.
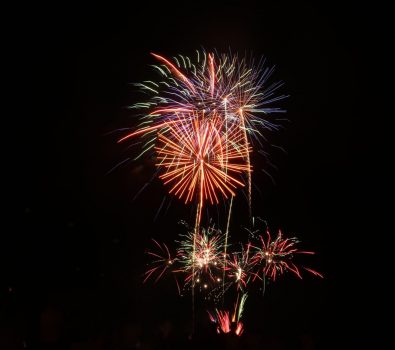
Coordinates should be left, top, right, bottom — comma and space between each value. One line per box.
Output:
144, 239, 181, 294
226, 242, 254, 290
251, 229, 323, 281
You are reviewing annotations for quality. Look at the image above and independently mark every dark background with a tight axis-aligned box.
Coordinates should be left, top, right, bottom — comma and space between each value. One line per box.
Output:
2, 1, 376, 349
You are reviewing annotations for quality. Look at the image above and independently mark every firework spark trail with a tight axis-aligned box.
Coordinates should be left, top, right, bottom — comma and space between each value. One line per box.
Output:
191, 202, 201, 333
222, 195, 233, 303
262, 270, 266, 297
239, 108, 253, 220
117, 116, 186, 143
237, 293, 248, 322
232, 293, 240, 322
150, 52, 197, 94
303, 267, 323, 278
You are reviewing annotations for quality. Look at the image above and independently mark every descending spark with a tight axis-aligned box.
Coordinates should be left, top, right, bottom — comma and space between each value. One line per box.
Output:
208, 53, 215, 97
239, 108, 253, 219
237, 293, 248, 322
303, 267, 324, 278
222, 196, 233, 301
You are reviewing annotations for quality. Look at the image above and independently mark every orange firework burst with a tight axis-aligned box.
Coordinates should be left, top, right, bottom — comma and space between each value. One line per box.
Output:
155, 113, 251, 207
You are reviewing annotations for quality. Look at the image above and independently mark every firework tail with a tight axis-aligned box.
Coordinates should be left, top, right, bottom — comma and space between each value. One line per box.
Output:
239, 108, 252, 222
232, 292, 240, 322
262, 270, 266, 297
191, 185, 204, 334
222, 195, 233, 305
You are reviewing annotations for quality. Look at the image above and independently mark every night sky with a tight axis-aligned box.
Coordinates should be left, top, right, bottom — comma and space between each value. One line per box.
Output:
3, 1, 375, 349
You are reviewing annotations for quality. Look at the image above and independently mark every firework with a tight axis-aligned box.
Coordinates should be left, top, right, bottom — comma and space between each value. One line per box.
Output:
156, 114, 251, 205
120, 50, 285, 146
119, 50, 286, 214
176, 224, 226, 290
226, 243, 254, 291
250, 229, 323, 281
208, 309, 232, 334
208, 293, 247, 336
143, 239, 181, 294
119, 51, 287, 327
144, 223, 229, 296
118, 50, 324, 338
144, 225, 322, 291
144, 222, 322, 336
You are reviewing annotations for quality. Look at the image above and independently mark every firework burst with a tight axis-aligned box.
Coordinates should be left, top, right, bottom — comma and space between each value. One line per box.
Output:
176, 224, 226, 290
251, 229, 323, 281
226, 243, 254, 291
155, 113, 251, 206
143, 239, 181, 293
